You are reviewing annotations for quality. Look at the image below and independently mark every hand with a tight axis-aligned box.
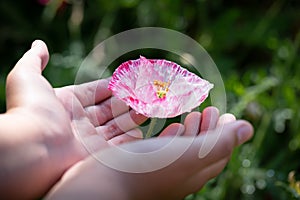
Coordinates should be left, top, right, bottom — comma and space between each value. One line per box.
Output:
0, 40, 147, 199
46, 107, 253, 200
159, 106, 233, 137
55, 78, 148, 149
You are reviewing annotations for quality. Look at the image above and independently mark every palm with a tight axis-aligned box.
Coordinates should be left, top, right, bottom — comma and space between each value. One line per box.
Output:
54, 79, 148, 158
6, 40, 147, 167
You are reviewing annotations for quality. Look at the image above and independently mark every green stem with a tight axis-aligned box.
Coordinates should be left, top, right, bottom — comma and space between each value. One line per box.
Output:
145, 118, 157, 139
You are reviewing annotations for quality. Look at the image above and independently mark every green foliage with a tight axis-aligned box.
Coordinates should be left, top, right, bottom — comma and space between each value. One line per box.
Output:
0, 0, 299, 199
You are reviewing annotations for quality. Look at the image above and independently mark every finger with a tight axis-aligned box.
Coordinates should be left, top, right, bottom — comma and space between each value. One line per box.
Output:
183, 112, 201, 136
85, 96, 129, 126
72, 78, 112, 107
6, 40, 53, 109
108, 128, 143, 145
217, 113, 236, 126
97, 110, 148, 140
200, 106, 219, 133
186, 120, 253, 172
158, 123, 185, 137
97, 120, 253, 174
19, 40, 49, 72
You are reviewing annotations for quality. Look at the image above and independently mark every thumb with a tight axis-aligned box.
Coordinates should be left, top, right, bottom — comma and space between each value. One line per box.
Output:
15, 40, 49, 74
28, 39, 49, 71
196, 120, 254, 160
6, 40, 53, 109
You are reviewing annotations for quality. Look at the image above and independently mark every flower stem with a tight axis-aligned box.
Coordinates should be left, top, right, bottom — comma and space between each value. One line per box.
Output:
145, 118, 157, 139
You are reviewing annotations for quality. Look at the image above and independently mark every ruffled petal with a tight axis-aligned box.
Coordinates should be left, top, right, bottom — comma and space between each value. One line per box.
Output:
108, 56, 213, 118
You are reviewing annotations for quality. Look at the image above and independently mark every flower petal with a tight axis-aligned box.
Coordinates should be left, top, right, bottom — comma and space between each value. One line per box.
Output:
108, 56, 214, 118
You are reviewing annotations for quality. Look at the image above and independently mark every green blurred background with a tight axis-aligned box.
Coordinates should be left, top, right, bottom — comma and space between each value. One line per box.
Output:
0, 0, 300, 199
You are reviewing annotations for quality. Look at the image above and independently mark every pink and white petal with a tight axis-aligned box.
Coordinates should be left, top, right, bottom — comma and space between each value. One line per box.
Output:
108, 56, 213, 118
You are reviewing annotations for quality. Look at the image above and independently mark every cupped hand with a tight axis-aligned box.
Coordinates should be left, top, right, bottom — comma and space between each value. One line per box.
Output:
46, 107, 253, 200
1, 40, 147, 199
54, 78, 148, 154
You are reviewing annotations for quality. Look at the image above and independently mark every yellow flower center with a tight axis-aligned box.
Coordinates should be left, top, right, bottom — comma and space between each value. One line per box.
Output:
153, 80, 170, 99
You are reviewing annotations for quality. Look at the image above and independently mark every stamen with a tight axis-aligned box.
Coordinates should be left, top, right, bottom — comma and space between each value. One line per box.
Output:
153, 80, 170, 99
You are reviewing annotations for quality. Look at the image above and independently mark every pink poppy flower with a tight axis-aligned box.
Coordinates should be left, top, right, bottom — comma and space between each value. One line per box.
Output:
108, 56, 214, 118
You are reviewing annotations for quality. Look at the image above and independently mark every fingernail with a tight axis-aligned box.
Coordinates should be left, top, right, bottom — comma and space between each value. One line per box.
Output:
237, 124, 253, 145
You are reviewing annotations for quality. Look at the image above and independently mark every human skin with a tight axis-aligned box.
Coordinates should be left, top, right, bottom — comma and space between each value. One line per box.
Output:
0, 40, 147, 199
46, 108, 253, 200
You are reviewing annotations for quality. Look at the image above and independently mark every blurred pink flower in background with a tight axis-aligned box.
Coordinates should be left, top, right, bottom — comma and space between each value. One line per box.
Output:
108, 56, 214, 118
37, 0, 68, 14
